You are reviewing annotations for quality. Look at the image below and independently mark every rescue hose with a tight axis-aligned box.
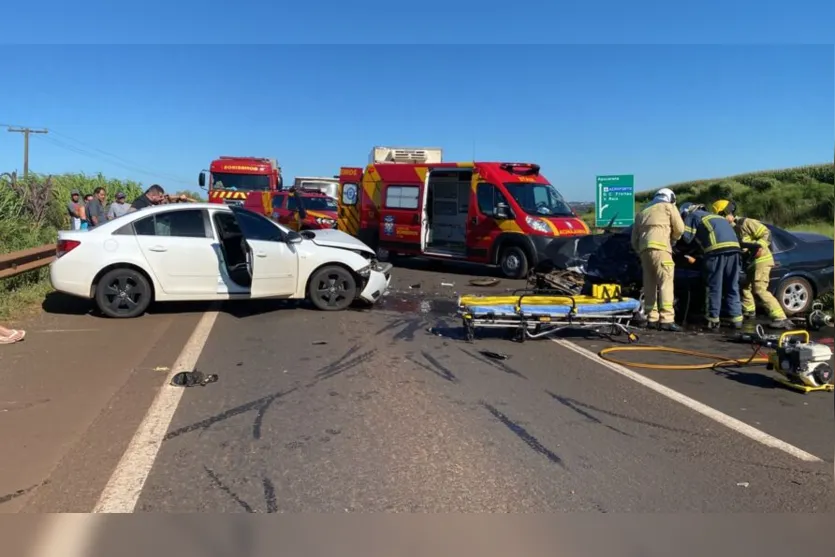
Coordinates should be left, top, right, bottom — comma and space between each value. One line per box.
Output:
598, 344, 769, 371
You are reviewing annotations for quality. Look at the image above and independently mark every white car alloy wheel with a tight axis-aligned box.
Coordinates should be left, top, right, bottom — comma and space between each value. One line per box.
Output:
308, 265, 357, 311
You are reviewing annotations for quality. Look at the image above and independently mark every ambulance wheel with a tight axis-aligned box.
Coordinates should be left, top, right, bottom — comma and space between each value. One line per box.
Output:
308, 265, 357, 311
499, 246, 529, 279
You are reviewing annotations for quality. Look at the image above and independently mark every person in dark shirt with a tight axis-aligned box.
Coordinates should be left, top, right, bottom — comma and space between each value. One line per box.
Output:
129, 184, 166, 212
87, 187, 107, 228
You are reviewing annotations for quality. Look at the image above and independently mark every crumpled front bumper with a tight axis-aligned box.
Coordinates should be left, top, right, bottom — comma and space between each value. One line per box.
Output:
359, 262, 393, 303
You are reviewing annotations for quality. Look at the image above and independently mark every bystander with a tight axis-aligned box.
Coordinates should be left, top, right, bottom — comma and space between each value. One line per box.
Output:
107, 192, 131, 220
67, 189, 83, 230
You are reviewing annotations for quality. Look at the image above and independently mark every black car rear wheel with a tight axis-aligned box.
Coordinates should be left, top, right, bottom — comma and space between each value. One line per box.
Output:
777, 276, 813, 315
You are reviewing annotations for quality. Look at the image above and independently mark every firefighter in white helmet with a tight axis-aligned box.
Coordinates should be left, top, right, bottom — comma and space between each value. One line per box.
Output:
630, 188, 686, 331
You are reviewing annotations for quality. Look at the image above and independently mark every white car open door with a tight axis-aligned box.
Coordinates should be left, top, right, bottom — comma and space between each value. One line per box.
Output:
230, 207, 300, 298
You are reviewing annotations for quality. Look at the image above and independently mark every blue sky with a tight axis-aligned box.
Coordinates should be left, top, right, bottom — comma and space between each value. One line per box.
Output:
0, 44, 832, 200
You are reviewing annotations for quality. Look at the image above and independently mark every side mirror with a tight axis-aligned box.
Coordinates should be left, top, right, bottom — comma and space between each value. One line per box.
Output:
494, 202, 510, 219
198, 172, 206, 189
286, 230, 303, 244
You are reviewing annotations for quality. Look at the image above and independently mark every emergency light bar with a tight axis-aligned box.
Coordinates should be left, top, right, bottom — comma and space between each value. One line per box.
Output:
499, 163, 541, 176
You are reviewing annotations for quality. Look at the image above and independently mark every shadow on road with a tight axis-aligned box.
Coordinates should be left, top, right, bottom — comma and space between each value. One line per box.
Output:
40, 292, 323, 320
390, 256, 507, 279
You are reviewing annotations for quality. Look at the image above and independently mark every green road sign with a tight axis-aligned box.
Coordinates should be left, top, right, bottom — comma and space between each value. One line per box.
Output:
595, 174, 635, 228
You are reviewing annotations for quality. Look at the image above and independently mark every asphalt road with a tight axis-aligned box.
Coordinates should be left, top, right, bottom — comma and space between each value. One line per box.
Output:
4, 259, 834, 527
122, 260, 832, 513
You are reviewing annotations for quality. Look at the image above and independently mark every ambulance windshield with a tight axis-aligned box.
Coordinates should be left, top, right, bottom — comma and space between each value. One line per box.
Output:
211, 172, 271, 191
503, 183, 574, 217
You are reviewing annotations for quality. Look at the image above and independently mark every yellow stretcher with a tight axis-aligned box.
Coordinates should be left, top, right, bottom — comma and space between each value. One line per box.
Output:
458, 288, 642, 343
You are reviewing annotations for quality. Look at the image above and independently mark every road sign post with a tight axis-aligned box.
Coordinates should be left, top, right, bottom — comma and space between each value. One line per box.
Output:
595, 174, 635, 228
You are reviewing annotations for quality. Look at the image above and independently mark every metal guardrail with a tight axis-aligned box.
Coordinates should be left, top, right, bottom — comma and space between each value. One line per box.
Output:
0, 244, 56, 280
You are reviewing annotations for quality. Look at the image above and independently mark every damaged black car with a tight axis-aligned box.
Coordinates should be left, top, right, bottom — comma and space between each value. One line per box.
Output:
535, 223, 833, 318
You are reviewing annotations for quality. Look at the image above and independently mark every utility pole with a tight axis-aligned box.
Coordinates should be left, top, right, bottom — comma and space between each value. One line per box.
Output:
7, 127, 48, 178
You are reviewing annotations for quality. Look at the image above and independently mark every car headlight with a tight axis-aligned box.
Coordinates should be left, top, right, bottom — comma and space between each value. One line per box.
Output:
357, 264, 372, 278
316, 217, 337, 228
525, 215, 551, 234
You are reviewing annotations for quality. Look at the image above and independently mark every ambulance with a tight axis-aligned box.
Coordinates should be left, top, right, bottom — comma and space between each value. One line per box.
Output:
337, 147, 589, 278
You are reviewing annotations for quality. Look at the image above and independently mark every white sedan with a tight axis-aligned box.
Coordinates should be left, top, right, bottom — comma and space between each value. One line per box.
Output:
50, 203, 392, 318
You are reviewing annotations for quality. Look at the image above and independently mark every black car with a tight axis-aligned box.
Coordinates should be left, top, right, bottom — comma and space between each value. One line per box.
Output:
543, 224, 833, 316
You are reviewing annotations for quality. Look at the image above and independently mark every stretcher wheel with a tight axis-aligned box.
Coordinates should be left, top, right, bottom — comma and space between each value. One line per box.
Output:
463, 319, 475, 342
627, 332, 640, 343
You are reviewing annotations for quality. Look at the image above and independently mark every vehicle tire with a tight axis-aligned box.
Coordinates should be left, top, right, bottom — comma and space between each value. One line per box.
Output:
95, 267, 152, 318
498, 246, 529, 279
308, 265, 358, 311
776, 276, 814, 315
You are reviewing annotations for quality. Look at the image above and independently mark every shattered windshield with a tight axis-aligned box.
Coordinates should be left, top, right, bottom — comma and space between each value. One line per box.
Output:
211, 172, 271, 191
503, 182, 574, 217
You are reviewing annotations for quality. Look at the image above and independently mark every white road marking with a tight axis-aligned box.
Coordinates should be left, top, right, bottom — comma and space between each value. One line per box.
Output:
28, 514, 103, 557
93, 309, 220, 513
551, 338, 824, 463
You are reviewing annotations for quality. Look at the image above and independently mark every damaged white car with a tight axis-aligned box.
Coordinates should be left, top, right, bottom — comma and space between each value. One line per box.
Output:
50, 203, 392, 318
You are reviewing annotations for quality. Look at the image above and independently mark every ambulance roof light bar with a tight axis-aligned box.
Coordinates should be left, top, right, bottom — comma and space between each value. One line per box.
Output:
499, 163, 541, 176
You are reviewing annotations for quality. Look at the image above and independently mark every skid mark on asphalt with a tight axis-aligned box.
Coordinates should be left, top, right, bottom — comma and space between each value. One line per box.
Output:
201, 467, 281, 514
203, 466, 254, 513
405, 350, 458, 383
546, 392, 633, 437
374, 316, 428, 342
481, 402, 565, 468
0, 481, 44, 505
459, 347, 527, 379
163, 387, 299, 441
544, 391, 716, 439
164, 344, 379, 443
262, 477, 278, 513
312, 344, 377, 382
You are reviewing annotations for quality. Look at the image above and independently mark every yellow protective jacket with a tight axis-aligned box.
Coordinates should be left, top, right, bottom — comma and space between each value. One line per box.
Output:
631, 201, 686, 254
734, 216, 773, 265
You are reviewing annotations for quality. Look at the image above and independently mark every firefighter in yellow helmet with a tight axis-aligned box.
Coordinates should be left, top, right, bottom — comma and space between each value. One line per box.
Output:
711, 200, 791, 329
631, 188, 686, 331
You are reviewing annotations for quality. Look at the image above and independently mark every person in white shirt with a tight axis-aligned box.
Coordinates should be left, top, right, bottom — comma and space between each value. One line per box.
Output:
107, 192, 131, 220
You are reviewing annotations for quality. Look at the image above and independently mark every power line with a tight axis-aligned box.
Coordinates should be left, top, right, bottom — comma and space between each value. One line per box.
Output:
7, 127, 48, 178
37, 134, 194, 188
2, 122, 195, 188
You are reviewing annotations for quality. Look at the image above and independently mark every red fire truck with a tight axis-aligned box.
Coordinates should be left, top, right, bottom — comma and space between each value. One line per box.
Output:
271, 188, 339, 231
337, 147, 589, 279
198, 156, 283, 207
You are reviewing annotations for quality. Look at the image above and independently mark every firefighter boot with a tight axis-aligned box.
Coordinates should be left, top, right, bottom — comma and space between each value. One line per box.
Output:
659, 323, 681, 332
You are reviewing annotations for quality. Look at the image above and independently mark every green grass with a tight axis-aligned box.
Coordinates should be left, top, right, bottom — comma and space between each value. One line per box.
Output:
635, 163, 834, 229
786, 222, 834, 239
0, 171, 146, 322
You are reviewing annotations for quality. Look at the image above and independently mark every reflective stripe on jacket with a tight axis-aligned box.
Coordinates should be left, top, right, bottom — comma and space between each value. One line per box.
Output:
734, 216, 773, 265
681, 209, 740, 256
631, 202, 685, 254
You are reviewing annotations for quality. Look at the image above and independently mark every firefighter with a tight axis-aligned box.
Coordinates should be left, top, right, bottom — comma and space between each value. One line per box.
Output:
631, 188, 685, 331
711, 199, 791, 329
679, 202, 743, 329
